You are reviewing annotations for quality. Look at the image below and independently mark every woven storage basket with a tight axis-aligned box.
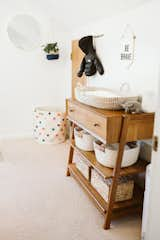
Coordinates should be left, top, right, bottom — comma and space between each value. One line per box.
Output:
91, 169, 134, 202
93, 140, 140, 168
75, 86, 141, 110
74, 127, 94, 151
74, 154, 90, 180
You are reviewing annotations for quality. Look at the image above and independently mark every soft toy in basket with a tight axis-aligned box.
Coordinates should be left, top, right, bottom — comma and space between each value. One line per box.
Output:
74, 127, 95, 151
93, 140, 140, 168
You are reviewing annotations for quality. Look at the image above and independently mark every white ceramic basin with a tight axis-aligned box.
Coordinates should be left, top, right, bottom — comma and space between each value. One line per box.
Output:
75, 86, 141, 110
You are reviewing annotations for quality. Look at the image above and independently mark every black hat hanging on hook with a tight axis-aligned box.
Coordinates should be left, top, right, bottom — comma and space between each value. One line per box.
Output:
77, 36, 104, 77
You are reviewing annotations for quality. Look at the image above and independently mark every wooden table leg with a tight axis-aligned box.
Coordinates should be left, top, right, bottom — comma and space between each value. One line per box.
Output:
66, 122, 75, 176
103, 116, 129, 229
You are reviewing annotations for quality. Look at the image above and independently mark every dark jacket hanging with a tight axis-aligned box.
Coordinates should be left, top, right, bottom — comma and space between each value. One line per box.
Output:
77, 36, 104, 77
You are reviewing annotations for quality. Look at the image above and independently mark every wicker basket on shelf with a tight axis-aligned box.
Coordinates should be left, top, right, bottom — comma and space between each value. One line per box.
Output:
74, 154, 90, 180
91, 169, 134, 202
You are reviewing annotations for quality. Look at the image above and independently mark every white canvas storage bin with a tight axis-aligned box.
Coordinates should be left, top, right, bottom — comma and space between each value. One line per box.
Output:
74, 154, 90, 180
74, 127, 94, 151
93, 140, 140, 168
34, 107, 66, 144
91, 169, 134, 202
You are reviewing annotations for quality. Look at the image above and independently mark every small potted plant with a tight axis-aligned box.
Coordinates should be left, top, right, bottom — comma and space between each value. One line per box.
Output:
42, 42, 59, 60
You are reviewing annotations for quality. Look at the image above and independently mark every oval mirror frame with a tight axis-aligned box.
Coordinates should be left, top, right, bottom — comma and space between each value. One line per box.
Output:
7, 14, 42, 51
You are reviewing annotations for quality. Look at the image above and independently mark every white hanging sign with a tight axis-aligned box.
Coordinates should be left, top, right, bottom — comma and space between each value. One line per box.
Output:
120, 25, 136, 69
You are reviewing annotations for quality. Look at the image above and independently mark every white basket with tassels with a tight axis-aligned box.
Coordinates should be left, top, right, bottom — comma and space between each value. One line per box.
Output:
93, 140, 140, 168
74, 127, 94, 151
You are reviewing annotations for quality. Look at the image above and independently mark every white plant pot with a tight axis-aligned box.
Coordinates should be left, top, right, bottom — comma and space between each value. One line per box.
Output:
93, 140, 140, 168
49, 50, 59, 55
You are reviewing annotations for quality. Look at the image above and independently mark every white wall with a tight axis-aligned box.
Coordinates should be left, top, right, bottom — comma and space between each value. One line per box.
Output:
0, 0, 70, 138
70, 0, 160, 112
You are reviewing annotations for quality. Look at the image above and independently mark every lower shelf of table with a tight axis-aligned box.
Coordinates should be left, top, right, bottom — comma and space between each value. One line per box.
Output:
68, 163, 144, 217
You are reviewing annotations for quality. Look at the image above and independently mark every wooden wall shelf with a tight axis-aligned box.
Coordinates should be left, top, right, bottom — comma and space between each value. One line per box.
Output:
66, 99, 154, 229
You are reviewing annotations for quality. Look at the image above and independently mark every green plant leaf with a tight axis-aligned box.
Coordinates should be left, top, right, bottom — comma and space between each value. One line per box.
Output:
43, 42, 59, 54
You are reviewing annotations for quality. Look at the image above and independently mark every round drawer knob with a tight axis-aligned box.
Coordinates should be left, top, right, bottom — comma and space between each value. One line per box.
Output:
69, 109, 75, 112
94, 123, 100, 127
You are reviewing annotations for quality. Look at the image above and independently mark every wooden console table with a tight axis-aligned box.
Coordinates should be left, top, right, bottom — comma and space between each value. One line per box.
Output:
66, 99, 154, 229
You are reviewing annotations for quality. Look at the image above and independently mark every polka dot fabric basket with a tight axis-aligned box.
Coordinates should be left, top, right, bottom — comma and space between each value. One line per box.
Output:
34, 107, 66, 144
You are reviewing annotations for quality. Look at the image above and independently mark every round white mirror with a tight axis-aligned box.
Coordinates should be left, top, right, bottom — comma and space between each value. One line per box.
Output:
7, 14, 42, 51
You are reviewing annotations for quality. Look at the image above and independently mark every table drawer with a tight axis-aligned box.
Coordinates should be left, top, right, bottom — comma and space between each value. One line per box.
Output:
68, 101, 107, 140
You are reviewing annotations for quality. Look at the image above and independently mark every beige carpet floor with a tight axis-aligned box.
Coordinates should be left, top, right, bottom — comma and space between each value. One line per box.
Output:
0, 139, 141, 240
